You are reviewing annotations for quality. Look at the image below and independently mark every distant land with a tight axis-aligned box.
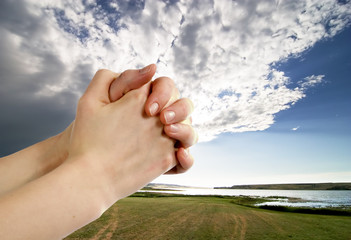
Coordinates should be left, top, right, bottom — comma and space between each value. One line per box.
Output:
215, 182, 351, 190
143, 183, 199, 191
145, 183, 191, 189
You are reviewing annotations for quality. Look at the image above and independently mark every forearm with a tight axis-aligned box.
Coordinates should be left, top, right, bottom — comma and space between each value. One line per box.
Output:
0, 157, 107, 240
0, 125, 71, 196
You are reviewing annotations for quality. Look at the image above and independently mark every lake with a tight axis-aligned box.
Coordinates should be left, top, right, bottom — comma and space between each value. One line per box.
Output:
142, 188, 351, 208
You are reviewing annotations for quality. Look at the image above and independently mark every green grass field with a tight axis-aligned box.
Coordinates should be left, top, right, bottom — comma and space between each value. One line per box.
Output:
65, 195, 351, 240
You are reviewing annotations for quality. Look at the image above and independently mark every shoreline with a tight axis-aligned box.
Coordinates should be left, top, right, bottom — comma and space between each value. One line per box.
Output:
214, 182, 351, 190
66, 192, 351, 239
133, 191, 351, 216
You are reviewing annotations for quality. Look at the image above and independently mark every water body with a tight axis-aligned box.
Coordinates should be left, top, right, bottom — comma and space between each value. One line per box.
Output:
143, 188, 351, 208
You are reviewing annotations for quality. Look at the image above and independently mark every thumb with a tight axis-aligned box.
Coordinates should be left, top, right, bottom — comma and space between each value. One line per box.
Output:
109, 64, 156, 102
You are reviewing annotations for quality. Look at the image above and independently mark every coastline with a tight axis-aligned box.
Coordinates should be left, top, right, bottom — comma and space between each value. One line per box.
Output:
214, 182, 351, 190
134, 191, 351, 216
66, 192, 351, 239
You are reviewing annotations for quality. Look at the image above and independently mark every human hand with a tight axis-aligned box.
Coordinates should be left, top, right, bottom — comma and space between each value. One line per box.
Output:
22, 64, 196, 187
68, 69, 177, 202
0, 65, 195, 240
42, 64, 195, 178
109, 64, 197, 174
0, 67, 196, 239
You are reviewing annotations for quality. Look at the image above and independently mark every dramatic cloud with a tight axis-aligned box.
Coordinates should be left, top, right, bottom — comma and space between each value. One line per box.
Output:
1, 0, 351, 154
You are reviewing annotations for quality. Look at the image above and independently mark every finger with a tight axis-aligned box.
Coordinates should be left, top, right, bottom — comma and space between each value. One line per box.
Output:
145, 76, 180, 116
164, 123, 198, 149
109, 64, 156, 102
117, 81, 152, 108
160, 98, 194, 125
83, 69, 119, 105
177, 116, 192, 125
165, 148, 194, 174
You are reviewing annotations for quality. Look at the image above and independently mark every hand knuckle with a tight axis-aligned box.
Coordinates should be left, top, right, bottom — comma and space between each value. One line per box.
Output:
77, 96, 94, 114
188, 128, 195, 142
184, 126, 197, 147
174, 88, 180, 99
180, 102, 188, 116
96, 68, 109, 75
78, 95, 89, 107
187, 99, 194, 112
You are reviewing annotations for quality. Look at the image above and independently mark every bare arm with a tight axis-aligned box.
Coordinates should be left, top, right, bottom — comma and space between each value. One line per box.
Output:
0, 64, 197, 196
0, 69, 178, 239
0, 157, 105, 240
0, 124, 71, 197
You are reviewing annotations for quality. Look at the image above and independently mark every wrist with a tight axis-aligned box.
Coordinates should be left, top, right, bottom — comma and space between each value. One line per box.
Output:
36, 123, 73, 177
0, 127, 71, 196
0, 155, 110, 239
36, 133, 68, 177
64, 153, 119, 211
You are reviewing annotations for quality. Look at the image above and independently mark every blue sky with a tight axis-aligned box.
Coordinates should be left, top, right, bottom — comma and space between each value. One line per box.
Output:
0, 0, 350, 187
158, 25, 351, 187
270, 25, 351, 138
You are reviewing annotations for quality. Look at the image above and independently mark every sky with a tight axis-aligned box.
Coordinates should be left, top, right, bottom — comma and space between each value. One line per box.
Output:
0, 0, 350, 187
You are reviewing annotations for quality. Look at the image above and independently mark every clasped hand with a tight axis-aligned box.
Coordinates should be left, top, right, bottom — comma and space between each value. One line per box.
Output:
0, 64, 197, 240
68, 64, 197, 201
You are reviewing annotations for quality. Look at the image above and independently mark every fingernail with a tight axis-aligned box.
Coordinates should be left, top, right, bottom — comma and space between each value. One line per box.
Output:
164, 111, 175, 124
170, 124, 179, 133
149, 102, 159, 116
139, 64, 151, 75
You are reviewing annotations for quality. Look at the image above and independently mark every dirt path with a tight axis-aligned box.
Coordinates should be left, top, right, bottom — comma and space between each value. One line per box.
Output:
91, 205, 118, 240
229, 210, 247, 240
250, 210, 285, 234
65, 196, 351, 240
238, 215, 247, 240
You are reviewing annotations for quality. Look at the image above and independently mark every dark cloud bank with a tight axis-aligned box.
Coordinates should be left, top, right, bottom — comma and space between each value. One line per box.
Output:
0, 0, 79, 156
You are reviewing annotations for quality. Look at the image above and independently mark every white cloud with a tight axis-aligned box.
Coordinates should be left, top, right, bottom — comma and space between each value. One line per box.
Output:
300, 74, 325, 89
2, 0, 351, 142
291, 126, 300, 131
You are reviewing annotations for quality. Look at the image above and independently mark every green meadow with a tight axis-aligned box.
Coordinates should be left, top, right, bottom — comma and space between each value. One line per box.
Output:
65, 193, 351, 240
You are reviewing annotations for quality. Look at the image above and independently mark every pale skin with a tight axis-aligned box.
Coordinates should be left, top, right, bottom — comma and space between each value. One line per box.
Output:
0, 64, 197, 239
0, 64, 196, 196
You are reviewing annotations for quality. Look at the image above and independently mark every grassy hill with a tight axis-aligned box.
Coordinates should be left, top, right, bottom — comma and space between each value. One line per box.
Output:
216, 182, 351, 190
